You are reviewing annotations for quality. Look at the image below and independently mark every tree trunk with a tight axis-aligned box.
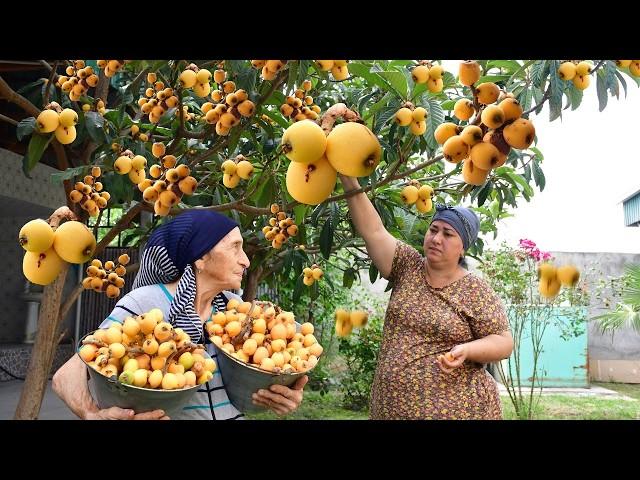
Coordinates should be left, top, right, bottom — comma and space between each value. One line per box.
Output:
14, 262, 70, 419
243, 265, 263, 302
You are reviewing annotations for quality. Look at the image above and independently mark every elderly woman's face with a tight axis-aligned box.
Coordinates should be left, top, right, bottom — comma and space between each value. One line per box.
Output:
423, 220, 465, 266
196, 227, 250, 289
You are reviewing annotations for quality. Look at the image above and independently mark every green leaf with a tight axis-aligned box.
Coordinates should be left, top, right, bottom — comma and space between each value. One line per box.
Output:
477, 181, 493, 207
567, 82, 583, 111
293, 204, 309, 225
477, 74, 512, 85
50, 165, 88, 185
293, 274, 304, 304
319, 218, 334, 259
348, 63, 390, 91
286, 60, 299, 92
532, 160, 546, 191
440, 99, 455, 111
16, 117, 36, 141
254, 175, 275, 207
614, 70, 628, 98
369, 263, 378, 284
548, 60, 565, 122
604, 60, 619, 98
530, 60, 550, 89
424, 96, 444, 151
343, 268, 356, 289
517, 87, 532, 113
22, 134, 53, 178
85, 111, 106, 143
377, 71, 408, 98
506, 60, 536, 87
596, 70, 608, 112
486, 60, 522, 74
505, 171, 534, 197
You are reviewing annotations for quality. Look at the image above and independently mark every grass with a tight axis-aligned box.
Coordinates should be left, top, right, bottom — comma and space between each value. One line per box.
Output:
245, 383, 640, 420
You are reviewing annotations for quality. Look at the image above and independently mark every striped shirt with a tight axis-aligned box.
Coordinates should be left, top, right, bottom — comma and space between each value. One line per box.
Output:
98, 284, 244, 420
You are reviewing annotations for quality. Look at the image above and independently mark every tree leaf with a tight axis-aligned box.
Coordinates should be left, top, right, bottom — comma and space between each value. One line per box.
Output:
532, 160, 546, 191
596, 70, 608, 112
319, 217, 334, 259
343, 268, 356, 289
477, 181, 493, 207
22, 133, 53, 178
424, 95, 444, 151
16, 117, 36, 141
376, 71, 408, 99
85, 111, 106, 143
293, 274, 304, 303
486, 60, 522, 74
614, 69, 628, 98
567, 82, 583, 111
369, 263, 378, 284
530, 60, 550, 89
548, 60, 564, 122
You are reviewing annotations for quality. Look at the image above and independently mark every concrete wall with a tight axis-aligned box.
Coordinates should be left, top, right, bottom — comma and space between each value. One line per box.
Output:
0, 148, 77, 344
550, 251, 640, 383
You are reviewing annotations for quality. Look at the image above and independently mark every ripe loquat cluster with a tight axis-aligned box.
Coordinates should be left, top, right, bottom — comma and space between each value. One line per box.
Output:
302, 263, 323, 287
55, 60, 99, 102
537, 263, 580, 299
81, 254, 130, 299
68, 166, 110, 217
411, 61, 446, 93
395, 101, 429, 136
35, 102, 78, 145
261, 204, 298, 249
314, 60, 350, 81
400, 180, 434, 213
220, 154, 254, 189
138, 72, 180, 124
280, 79, 322, 122
334, 308, 368, 337
250, 60, 288, 81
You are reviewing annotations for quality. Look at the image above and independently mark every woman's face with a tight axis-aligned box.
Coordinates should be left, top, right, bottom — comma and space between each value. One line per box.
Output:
423, 220, 465, 266
196, 227, 250, 290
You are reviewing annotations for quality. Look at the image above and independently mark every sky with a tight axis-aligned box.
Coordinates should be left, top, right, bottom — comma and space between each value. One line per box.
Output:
441, 60, 640, 254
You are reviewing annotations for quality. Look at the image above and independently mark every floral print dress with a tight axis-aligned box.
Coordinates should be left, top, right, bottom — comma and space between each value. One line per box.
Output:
369, 241, 510, 420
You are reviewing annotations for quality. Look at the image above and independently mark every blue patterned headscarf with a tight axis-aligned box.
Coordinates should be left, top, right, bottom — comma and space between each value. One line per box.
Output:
132, 209, 239, 342
432, 204, 480, 251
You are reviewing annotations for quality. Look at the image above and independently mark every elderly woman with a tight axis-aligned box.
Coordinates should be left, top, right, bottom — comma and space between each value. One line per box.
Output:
53, 210, 307, 420
340, 175, 513, 420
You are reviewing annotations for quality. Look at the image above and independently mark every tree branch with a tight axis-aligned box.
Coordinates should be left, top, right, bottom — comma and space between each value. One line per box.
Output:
0, 75, 40, 116
94, 203, 144, 258
0, 113, 18, 126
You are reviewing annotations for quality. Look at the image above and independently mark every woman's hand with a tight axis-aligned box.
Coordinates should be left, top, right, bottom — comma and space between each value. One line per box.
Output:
85, 407, 169, 420
252, 375, 308, 415
436, 344, 468, 374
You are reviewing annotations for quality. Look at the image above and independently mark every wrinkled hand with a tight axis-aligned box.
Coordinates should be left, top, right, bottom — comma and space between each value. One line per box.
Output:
252, 375, 308, 415
85, 406, 170, 420
436, 344, 468, 374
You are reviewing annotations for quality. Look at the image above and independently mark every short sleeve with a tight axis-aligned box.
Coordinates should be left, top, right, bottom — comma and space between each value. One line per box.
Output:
465, 277, 510, 339
387, 240, 423, 284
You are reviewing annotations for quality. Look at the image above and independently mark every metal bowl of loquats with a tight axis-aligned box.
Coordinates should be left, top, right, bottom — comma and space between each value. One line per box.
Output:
77, 330, 209, 417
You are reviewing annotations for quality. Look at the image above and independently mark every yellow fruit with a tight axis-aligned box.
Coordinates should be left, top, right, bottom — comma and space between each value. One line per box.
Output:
416, 197, 433, 213
131, 155, 147, 170
316, 60, 334, 71
237, 100, 255, 117
54, 125, 76, 145
53, 221, 96, 264
557, 265, 580, 287
281, 120, 327, 164
453, 98, 474, 121
196, 68, 211, 84
335, 316, 352, 337
114, 156, 132, 174
558, 62, 577, 80
575, 61, 592, 76
36, 109, 60, 133
469, 142, 502, 170
23, 247, 64, 285
498, 98, 523, 122
480, 105, 505, 129
193, 82, 211, 98
412, 107, 427, 121
572, 74, 590, 90
331, 65, 349, 81
442, 135, 469, 163
179, 70, 197, 88
395, 107, 413, 126
503, 118, 535, 149
223, 173, 240, 189
629, 61, 640, 76
411, 65, 430, 84
476, 82, 500, 105
410, 120, 427, 136
537, 263, 557, 280
429, 65, 444, 79
236, 160, 254, 179
128, 169, 146, 185
19, 219, 54, 253
350, 310, 368, 327
539, 276, 561, 299
59, 108, 78, 127
459, 60, 481, 86
303, 275, 315, 286
286, 155, 337, 205
462, 159, 490, 186
418, 184, 433, 200
460, 125, 483, 146
434, 122, 460, 145
401, 185, 419, 205
616, 60, 632, 68
426, 77, 443, 93
325, 122, 381, 177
